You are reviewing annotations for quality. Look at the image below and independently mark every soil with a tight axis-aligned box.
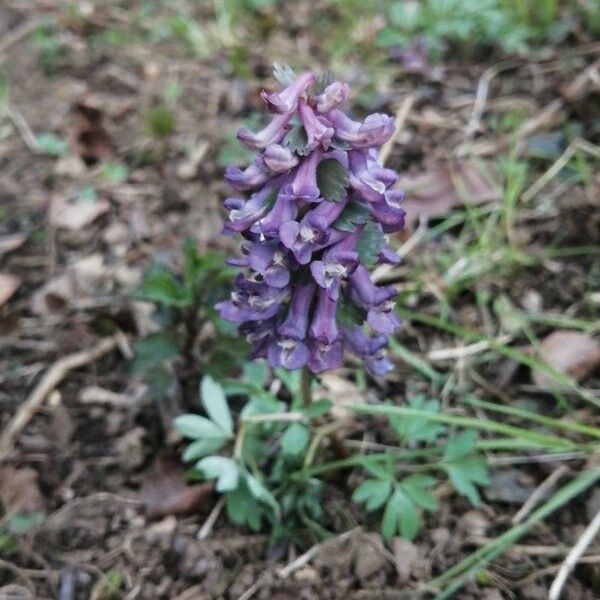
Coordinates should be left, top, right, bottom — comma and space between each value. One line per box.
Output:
1, 3, 600, 599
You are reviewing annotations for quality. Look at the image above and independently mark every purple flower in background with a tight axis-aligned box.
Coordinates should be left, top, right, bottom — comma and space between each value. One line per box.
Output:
219, 67, 408, 376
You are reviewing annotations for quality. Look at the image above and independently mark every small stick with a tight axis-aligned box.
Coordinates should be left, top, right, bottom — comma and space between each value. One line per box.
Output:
0, 19, 42, 56
549, 505, 600, 599
197, 496, 224, 540
378, 93, 415, 166
427, 335, 513, 361
0, 336, 118, 463
512, 465, 568, 524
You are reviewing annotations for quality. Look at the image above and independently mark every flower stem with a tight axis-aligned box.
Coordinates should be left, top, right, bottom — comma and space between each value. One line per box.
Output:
300, 366, 312, 407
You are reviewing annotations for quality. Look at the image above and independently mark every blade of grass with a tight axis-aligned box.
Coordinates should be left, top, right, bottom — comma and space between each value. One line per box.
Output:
426, 462, 600, 598
396, 308, 600, 408
389, 339, 446, 385
461, 396, 600, 440
349, 404, 580, 450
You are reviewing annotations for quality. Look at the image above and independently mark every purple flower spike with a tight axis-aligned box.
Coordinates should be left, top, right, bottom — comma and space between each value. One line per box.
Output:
238, 112, 293, 150
219, 67, 408, 374
315, 81, 350, 113
261, 72, 315, 114
263, 144, 299, 173
299, 99, 334, 152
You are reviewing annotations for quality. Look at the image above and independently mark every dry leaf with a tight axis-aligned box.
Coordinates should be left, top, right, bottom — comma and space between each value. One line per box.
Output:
0, 467, 44, 514
0, 234, 26, 257
140, 458, 214, 519
398, 161, 500, 229
0, 274, 21, 307
30, 271, 77, 315
532, 330, 600, 388
71, 95, 113, 164
49, 194, 109, 230
317, 373, 363, 419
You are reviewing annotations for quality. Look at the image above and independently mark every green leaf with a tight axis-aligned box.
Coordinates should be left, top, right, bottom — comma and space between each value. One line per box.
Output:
174, 414, 231, 440
273, 63, 296, 85
444, 430, 478, 462
303, 399, 333, 419
245, 473, 280, 515
36, 133, 68, 156
332, 201, 370, 232
389, 396, 446, 444
280, 423, 310, 456
136, 266, 191, 307
132, 333, 179, 375
182, 437, 228, 461
6, 512, 44, 535
226, 484, 262, 531
196, 456, 239, 492
200, 375, 233, 435
100, 162, 128, 183
352, 479, 392, 511
400, 475, 439, 511
316, 158, 348, 202
336, 294, 366, 328
145, 105, 176, 138
242, 360, 268, 387
285, 123, 308, 156
381, 487, 420, 540
356, 220, 385, 266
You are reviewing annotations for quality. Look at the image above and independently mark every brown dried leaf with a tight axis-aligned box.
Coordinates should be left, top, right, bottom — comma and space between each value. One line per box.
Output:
30, 271, 77, 315
398, 161, 501, 229
49, 195, 109, 230
71, 95, 113, 164
0, 234, 26, 257
532, 330, 600, 389
140, 458, 214, 519
0, 467, 44, 514
0, 274, 21, 307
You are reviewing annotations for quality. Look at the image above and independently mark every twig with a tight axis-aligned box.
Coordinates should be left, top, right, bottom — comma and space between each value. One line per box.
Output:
5, 105, 38, 151
549, 505, 600, 599
0, 19, 42, 56
427, 335, 513, 361
464, 61, 519, 141
521, 138, 600, 203
0, 336, 118, 463
512, 465, 568, 524
197, 496, 224, 540
378, 93, 415, 165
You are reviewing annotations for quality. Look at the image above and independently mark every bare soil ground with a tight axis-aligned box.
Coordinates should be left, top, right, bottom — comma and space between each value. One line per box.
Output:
1, 2, 600, 599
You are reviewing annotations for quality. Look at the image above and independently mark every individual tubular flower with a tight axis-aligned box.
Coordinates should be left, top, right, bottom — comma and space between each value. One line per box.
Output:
219, 67, 407, 376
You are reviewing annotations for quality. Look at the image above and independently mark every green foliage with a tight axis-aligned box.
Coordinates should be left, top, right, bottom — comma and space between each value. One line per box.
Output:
316, 158, 349, 202
352, 397, 490, 540
100, 162, 129, 183
36, 133, 68, 156
145, 106, 176, 139
356, 221, 385, 266
333, 201, 370, 233
132, 241, 242, 396
0, 512, 45, 558
32, 25, 68, 74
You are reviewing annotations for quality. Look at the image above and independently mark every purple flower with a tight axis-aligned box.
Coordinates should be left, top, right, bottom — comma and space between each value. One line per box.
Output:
343, 326, 393, 376
279, 200, 346, 264
225, 159, 268, 191
219, 68, 408, 375
263, 144, 299, 173
238, 112, 293, 150
310, 289, 340, 344
328, 110, 394, 148
261, 72, 315, 114
247, 242, 290, 288
299, 99, 334, 152
315, 81, 350, 113
307, 338, 344, 372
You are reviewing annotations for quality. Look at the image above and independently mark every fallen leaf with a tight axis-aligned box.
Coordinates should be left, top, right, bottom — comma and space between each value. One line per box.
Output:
0, 274, 21, 307
532, 330, 600, 388
398, 161, 501, 229
30, 271, 77, 315
317, 373, 363, 419
0, 234, 26, 257
354, 533, 389, 582
49, 194, 109, 230
70, 95, 113, 165
140, 457, 214, 519
0, 467, 44, 514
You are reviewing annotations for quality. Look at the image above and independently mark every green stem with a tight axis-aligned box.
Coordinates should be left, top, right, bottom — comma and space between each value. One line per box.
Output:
300, 366, 312, 407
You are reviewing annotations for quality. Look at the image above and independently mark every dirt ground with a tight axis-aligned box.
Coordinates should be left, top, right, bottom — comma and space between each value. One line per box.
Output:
1, 2, 600, 599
